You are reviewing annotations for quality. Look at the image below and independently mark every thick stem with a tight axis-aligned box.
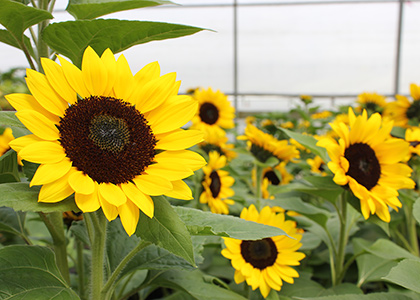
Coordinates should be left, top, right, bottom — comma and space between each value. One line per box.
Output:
76, 239, 86, 300
404, 200, 420, 256
85, 211, 107, 300
102, 240, 151, 300
36, 0, 51, 71
255, 164, 263, 210
39, 212, 70, 284
334, 193, 348, 286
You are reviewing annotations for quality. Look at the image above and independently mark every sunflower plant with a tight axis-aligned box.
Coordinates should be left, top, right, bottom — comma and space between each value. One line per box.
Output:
0, 1, 291, 300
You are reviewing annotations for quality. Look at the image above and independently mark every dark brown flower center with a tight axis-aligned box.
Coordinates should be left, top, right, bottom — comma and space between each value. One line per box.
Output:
406, 100, 420, 121
209, 170, 221, 198
264, 170, 280, 185
199, 102, 219, 125
250, 143, 273, 163
58, 96, 157, 184
410, 141, 420, 148
344, 143, 380, 190
240, 238, 278, 270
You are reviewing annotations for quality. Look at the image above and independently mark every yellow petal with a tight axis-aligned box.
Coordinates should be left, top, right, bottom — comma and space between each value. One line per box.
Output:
145, 160, 193, 181
16, 110, 59, 141
100, 48, 117, 96
9, 134, 43, 153
58, 56, 91, 98
30, 158, 72, 187
19, 141, 66, 164
133, 173, 173, 196
134, 61, 160, 86
75, 184, 100, 212
156, 129, 204, 150
120, 182, 154, 218
41, 57, 77, 105
98, 183, 127, 207
146, 95, 198, 134
25, 69, 68, 116
5, 93, 59, 123
98, 193, 118, 221
163, 180, 193, 200
38, 172, 74, 203
154, 150, 206, 171
68, 170, 95, 195
82, 46, 107, 96
113, 55, 135, 101
118, 201, 139, 236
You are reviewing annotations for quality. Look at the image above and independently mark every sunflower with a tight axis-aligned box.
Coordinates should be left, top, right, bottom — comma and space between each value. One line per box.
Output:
200, 151, 234, 214
355, 92, 387, 114
317, 108, 415, 222
306, 155, 327, 176
199, 128, 237, 160
190, 87, 235, 135
0, 128, 14, 156
405, 127, 420, 157
238, 124, 299, 164
258, 162, 293, 199
6, 46, 206, 236
311, 110, 332, 120
384, 84, 420, 127
221, 205, 305, 298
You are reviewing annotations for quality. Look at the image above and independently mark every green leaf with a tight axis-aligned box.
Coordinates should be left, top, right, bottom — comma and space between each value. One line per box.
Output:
0, 29, 35, 58
0, 245, 80, 299
356, 238, 419, 261
0, 150, 20, 183
299, 293, 413, 300
295, 176, 344, 203
150, 269, 246, 300
43, 19, 205, 66
107, 218, 194, 282
383, 259, 420, 293
412, 198, 420, 225
0, 182, 78, 213
67, 0, 173, 20
173, 206, 288, 240
278, 127, 329, 163
0, 207, 26, 237
135, 196, 195, 266
0, 111, 27, 128
0, 0, 52, 42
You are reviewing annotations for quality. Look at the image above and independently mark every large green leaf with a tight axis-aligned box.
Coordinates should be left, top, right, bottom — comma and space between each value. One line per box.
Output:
0, 29, 35, 58
412, 198, 420, 225
0, 182, 78, 213
0, 207, 26, 238
383, 259, 420, 293
150, 269, 246, 300
295, 175, 344, 204
67, 0, 173, 20
43, 19, 205, 66
0, 0, 52, 42
300, 293, 413, 300
355, 238, 419, 261
173, 206, 288, 240
278, 128, 329, 163
135, 196, 195, 266
0, 245, 80, 299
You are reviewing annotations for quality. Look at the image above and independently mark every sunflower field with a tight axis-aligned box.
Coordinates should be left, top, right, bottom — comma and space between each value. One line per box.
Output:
1, 1, 420, 300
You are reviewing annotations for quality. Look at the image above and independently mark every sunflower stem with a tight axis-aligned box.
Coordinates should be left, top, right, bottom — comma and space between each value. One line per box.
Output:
255, 164, 263, 210
36, 0, 51, 72
334, 192, 348, 286
76, 239, 86, 300
403, 198, 420, 256
85, 211, 107, 300
39, 212, 70, 285
101, 240, 151, 300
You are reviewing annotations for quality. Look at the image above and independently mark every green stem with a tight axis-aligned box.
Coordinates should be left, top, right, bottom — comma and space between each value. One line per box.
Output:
39, 212, 70, 284
102, 240, 151, 300
85, 211, 107, 300
36, 0, 51, 71
334, 193, 348, 286
76, 239, 86, 300
255, 164, 263, 210
404, 200, 420, 256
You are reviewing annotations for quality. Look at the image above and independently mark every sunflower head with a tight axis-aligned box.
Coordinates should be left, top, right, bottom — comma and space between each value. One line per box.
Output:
405, 127, 420, 157
199, 151, 235, 214
7, 46, 206, 235
221, 205, 305, 298
355, 92, 387, 114
384, 94, 420, 128
0, 128, 14, 156
311, 110, 333, 120
256, 162, 293, 199
317, 108, 415, 222
190, 87, 235, 135
306, 155, 327, 176
238, 124, 300, 164
199, 128, 237, 160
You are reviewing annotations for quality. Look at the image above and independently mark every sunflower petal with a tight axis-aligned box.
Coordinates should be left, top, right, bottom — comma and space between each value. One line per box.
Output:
16, 110, 59, 141
132, 174, 173, 196
75, 184, 101, 212
19, 141, 66, 164
81, 46, 108, 96
38, 172, 74, 203
98, 183, 127, 207
98, 193, 118, 221
114, 54, 135, 101
9, 134, 43, 153
163, 180, 193, 200
120, 182, 154, 218
100, 48, 117, 96
156, 129, 204, 150
58, 56, 91, 98
118, 201, 139, 236
30, 158, 72, 187
68, 170, 96, 195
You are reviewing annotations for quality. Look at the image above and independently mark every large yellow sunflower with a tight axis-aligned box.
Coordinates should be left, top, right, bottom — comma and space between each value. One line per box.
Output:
200, 151, 234, 214
6, 46, 206, 236
221, 205, 305, 298
317, 108, 415, 222
238, 123, 299, 163
355, 92, 387, 114
190, 87, 235, 135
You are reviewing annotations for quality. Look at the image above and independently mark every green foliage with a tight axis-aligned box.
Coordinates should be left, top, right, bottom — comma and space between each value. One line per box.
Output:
43, 19, 205, 66
383, 259, 420, 293
67, 0, 174, 20
0, 245, 80, 299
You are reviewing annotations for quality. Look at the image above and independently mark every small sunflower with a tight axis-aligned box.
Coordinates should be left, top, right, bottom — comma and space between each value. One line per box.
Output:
0, 128, 14, 156
317, 108, 415, 222
280, 121, 294, 129
191, 87, 235, 135
311, 110, 332, 120
355, 92, 387, 114
258, 162, 293, 199
238, 124, 299, 164
384, 84, 420, 127
306, 155, 327, 176
7, 46, 206, 235
405, 127, 420, 157
199, 128, 237, 160
221, 205, 305, 298
200, 151, 235, 214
